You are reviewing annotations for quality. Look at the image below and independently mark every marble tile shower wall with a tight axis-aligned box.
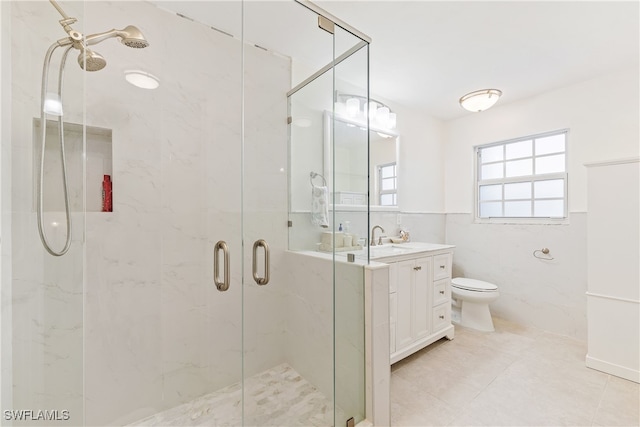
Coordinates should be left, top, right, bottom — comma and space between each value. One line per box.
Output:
10, 2, 86, 423
11, 1, 290, 426
283, 252, 366, 425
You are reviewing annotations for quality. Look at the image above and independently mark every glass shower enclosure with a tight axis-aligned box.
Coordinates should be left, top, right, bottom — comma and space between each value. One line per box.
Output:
1, 1, 370, 426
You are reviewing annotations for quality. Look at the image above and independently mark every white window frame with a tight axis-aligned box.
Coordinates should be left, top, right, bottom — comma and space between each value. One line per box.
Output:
378, 162, 397, 206
474, 129, 569, 224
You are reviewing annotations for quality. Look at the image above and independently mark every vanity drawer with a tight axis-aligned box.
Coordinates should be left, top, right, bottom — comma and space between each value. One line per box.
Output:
433, 253, 452, 281
433, 279, 450, 306
432, 303, 450, 332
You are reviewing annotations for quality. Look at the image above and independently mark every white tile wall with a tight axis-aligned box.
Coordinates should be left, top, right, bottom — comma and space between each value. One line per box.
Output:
446, 213, 588, 340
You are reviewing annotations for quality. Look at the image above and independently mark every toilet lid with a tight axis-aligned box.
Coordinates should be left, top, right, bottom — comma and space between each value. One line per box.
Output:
452, 278, 498, 292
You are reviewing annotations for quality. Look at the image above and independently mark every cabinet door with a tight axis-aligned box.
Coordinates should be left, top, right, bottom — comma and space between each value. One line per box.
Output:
413, 257, 431, 340
396, 260, 414, 349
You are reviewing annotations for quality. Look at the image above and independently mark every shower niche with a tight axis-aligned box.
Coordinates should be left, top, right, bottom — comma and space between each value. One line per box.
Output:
33, 118, 113, 213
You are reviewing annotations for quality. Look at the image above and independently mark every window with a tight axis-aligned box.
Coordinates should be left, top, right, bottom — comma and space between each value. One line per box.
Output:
476, 130, 568, 220
378, 162, 397, 206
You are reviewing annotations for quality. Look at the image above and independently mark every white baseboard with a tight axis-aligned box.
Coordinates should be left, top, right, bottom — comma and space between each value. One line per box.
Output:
586, 355, 640, 383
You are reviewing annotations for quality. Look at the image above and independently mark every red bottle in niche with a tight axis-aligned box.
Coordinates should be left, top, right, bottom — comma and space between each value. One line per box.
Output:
102, 175, 112, 212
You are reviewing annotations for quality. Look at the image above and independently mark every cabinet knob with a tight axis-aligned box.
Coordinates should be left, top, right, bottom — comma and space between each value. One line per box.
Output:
439, 315, 445, 319
440, 265, 446, 269
439, 290, 445, 294
413, 266, 422, 271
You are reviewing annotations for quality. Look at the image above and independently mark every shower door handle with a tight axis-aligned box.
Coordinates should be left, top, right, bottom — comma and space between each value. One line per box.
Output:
214, 240, 230, 291
252, 239, 270, 286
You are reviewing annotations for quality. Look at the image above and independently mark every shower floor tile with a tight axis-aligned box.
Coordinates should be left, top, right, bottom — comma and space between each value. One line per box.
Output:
128, 363, 342, 426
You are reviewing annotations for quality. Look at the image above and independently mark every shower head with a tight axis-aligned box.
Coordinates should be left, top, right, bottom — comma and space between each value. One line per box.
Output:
119, 25, 149, 49
77, 48, 106, 72
85, 25, 149, 49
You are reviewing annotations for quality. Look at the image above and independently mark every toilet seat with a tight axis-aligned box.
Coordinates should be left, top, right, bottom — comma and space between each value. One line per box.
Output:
452, 278, 498, 292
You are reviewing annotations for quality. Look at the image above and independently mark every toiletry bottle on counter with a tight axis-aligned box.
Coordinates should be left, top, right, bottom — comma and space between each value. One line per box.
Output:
102, 175, 112, 212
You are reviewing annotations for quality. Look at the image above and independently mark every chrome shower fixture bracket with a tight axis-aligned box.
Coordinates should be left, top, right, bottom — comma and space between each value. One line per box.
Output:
47, 1, 150, 73
49, 1, 80, 38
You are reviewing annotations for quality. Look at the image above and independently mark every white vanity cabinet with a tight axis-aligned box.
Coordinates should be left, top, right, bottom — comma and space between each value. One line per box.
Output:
385, 248, 454, 364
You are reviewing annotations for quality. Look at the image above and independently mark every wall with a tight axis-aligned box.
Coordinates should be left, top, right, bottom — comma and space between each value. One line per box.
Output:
443, 67, 640, 339
585, 159, 639, 382
373, 96, 447, 245
394, 103, 445, 214
9, 2, 86, 423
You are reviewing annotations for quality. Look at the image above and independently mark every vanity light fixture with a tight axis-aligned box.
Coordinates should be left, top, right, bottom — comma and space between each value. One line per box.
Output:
334, 93, 397, 131
459, 88, 502, 112
124, 70, 160, 89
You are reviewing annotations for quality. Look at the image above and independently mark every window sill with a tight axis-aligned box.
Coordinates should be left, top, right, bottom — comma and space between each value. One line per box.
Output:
474, 216, 569, 225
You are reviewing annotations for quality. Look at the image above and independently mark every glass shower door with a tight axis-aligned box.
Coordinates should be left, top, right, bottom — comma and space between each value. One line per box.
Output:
80, 1, 245, 425
242, 2, 339, 425
243, 2, 369, 425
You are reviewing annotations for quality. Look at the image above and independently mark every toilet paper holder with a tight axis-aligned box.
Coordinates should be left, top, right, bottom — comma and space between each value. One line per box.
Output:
533, 247, 554, 260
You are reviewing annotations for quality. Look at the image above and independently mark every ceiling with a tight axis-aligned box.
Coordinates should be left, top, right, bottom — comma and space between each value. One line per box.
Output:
316, 1, 639, 120
154, 1, 639, 121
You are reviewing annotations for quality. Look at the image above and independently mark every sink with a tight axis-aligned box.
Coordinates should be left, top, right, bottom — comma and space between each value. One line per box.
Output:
371, 246, 408, 255
393, 242, 449, 251
335, 242, 454, 261
363, 244, 414, 259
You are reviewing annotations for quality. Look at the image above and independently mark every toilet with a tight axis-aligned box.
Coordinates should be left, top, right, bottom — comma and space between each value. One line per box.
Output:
451, 278, 499, 332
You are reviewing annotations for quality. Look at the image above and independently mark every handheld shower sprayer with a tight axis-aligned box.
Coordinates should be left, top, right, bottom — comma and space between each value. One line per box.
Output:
38, 0, 150, 256
85, 25, 150, 49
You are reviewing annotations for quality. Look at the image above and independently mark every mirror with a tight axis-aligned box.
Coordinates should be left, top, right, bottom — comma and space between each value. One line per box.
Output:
324, 112, 399, 207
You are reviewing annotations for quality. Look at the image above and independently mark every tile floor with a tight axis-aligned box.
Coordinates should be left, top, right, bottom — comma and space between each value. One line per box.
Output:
130, 363, 343, 426
391, 317, 640, 426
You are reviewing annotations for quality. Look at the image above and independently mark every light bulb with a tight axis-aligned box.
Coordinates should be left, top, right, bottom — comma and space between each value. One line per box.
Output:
365, 101, 378, 120
388, 112, 397, 129
346, 98, 359, 118
376, 106, 390, 127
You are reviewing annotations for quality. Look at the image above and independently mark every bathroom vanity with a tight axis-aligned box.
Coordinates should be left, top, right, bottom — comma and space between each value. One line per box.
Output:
365, 243, 455, 364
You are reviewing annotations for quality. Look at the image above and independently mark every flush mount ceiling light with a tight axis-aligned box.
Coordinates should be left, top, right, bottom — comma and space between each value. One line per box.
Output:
124, 70, 160, 89
459, 89, 502, 112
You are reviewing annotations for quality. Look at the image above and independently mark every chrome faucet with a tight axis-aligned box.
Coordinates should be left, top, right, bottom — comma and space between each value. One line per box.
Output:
370, 225, 385, 246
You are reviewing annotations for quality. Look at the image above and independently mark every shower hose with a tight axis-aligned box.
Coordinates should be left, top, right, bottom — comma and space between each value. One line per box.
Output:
37, 42, 73, 256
